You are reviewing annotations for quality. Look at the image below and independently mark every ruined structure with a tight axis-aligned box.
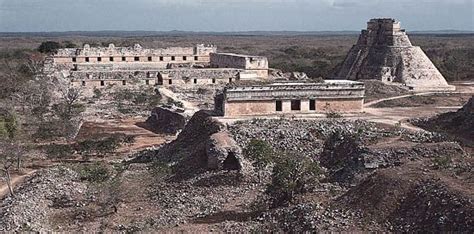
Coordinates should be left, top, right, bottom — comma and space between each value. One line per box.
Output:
145, 106, 187, 134
215, 80, 365, 117
336, 18, 454, 91
210, 53, 269, 79
50, 44, 269, 88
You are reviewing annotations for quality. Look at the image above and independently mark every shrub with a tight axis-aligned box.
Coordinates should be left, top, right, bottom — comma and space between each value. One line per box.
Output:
326, 111, 342, 119
45, 144, 75, 159
432, 155, 452, 169
77, 136, 122, 156
150, 160, 172, 178
32, 121, 63, 141
78, 162, 110, 183
266, 153, 322, 207
93, 88, 102, 99
0, 111, 18, 140
244, 139, 274, 170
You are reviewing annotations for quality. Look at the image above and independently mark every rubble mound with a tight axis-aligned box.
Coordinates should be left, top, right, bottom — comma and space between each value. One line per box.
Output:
228, 118, 421, 158
0, 166, 86, 232
413, 96, 474, 142
363, 80, 411, 102
336, 18, 453, 91
321, 138, 466, 185
136, 110, 249, 177
337, 167, 474, 232
145, 106, 187, 134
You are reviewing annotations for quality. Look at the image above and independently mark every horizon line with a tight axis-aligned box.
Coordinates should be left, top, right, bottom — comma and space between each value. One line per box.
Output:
0, 29, 473, 34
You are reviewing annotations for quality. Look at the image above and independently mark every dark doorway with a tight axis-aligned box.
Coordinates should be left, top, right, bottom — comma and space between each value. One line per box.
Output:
276, 100, 282, 112
223, 152, 240, 171
291, 100, 301, 111
309, 100, 316, 110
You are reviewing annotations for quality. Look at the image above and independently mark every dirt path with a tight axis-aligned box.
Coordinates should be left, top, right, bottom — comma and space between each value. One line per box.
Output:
0, 169, 37, 199
77, 117, 175, 160
364, 92, 437, 107
361, 84, 473, 130
364, 87, 473, 108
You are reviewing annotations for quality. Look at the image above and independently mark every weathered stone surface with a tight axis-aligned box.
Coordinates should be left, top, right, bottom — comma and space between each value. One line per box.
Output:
146, 106, 187, 134
336, 18, 454, 91
206, 131, 243, 170
135, 110, 254, 177
290, 72, 309, 80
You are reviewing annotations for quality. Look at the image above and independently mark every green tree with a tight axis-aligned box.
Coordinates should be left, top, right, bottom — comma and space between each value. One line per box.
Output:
244, 139, 274, 170
0, 110, 18, 140
266, 153, 321, 207
38, 41, 61, 53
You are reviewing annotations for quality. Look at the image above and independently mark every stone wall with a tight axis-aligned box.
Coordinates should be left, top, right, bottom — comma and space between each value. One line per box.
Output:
55, 43, 216, 58
68, 68, 246, 88
223, 99, 363, 116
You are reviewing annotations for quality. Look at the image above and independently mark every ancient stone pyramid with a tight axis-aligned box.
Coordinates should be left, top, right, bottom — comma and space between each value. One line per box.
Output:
336, 18, 454, 91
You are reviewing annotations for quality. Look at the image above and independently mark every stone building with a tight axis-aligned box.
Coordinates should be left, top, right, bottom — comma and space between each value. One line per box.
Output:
336, 18, 455, 91
210, 53, 269, 79
215, 80, 365, 117
50, 44, 269, 88
54, 43, 216, 69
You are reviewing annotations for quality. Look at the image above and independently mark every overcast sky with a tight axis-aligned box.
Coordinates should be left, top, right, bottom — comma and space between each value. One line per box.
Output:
0, 0, 472, 32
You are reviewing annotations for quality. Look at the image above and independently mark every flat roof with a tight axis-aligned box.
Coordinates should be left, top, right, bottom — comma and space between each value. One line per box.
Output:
228, 80, 364, 92
212, 52, 266, 59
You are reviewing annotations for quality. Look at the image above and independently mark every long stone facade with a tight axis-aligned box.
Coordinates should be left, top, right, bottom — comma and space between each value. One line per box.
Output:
54, 43, 216, 68
215, 80, 365, 117
336, 18, 455, 91
50, 44, 269, 88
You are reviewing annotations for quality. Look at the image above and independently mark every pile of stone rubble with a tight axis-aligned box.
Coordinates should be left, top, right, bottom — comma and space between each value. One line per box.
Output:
0, 167, 87, 232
